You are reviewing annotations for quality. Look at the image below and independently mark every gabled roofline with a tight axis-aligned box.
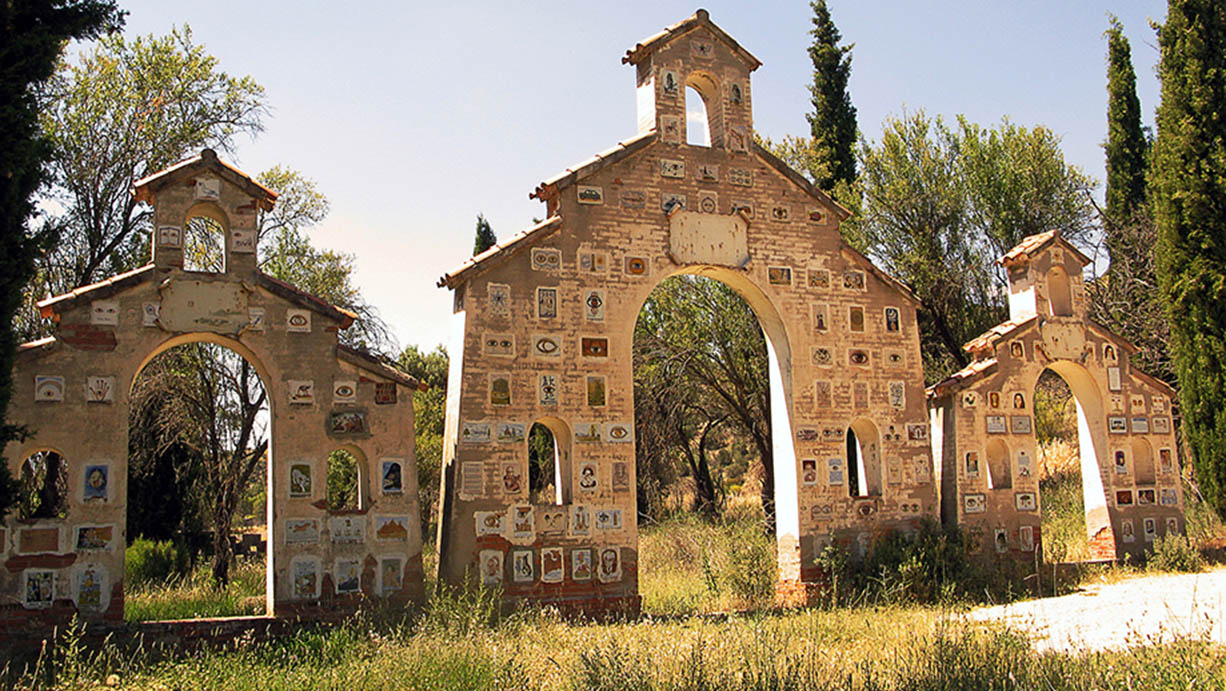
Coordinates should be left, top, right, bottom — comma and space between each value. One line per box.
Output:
999, 230, 1092, 269
926, 358, 1000, 399
37, 264, 159, 319
337, 343, 425, 390
963, 316, 1040, 355
622, 9, 763, 71
16, 336, 58, 362
438, 216, 564, 290
133, 149, 277, 211
530, 131, 657, 202
1130, 366, 1177, 398
839, 247, 921, 307
751, 141, 851, 221
1085, 319, 1139, 355
255, 272, 357, 329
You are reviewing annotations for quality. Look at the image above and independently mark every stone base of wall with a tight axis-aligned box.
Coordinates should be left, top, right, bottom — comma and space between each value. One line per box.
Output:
507, 592, 642, 620
1089, 526, 1117, 560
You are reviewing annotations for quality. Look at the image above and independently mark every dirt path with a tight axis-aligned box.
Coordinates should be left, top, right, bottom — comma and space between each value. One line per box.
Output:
971, 567, 1226, 652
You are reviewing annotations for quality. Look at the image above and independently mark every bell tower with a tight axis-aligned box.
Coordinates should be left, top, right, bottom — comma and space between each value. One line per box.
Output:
623, 9, 761, 151
999, 230, 1092, 322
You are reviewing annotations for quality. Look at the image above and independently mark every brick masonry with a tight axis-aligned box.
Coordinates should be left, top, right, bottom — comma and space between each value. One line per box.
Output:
927, 232, 1185, 563
2, 151, 425, 642
434, 11, 937, 614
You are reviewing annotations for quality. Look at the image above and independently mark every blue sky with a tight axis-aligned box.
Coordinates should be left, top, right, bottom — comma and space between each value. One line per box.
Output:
95, 1, 1167, 352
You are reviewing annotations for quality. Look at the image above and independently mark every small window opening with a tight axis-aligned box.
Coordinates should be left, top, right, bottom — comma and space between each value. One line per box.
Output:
327, 449, 360, 511
686, 86, 710, 146
183, 214, 226, 273
528, 423, 561, 504
20, 450, 68, 520
987, 439, 1012, 490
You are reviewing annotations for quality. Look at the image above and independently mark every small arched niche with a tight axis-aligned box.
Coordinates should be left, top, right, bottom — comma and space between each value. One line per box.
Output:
19, 449, 68, 520
528, 417, 572, 505
847, 418, 882, 498
986, 438, 1012, 490
1132, 438, 1156, 486
1046, 266, 1073, 317
183, 201, 229, 273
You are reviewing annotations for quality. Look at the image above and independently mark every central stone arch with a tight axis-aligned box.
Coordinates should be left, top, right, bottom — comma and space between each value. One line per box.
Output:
435, 10, 936, 614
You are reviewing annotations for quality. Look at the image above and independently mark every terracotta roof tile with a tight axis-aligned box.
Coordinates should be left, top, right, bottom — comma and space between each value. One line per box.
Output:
927, 357, 999, 399
530, 131, 656, 201
37, 264, 158, 318
962, 316, 1039, 355
999, 230, 1092, 268
438, 216, 564, 289
133, 149, 277, 211
622, 9, 762, 70
255, 272, 357, 328
752, 140, 850, 220
337, 343, 424, 390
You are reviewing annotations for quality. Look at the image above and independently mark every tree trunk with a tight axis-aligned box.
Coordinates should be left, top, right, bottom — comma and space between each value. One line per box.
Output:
35, 453, 62, 519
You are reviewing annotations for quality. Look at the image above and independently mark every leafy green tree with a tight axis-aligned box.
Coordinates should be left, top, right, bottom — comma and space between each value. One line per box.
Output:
1152, 0, 1226, 517
0, 0, 124, 520
756, 1, 858, 206
473, 213, 496, 255
397, 344, 447, 533
1104, 15, 1149, 237
256, 166, 392, 352
957, 116, 1097, 255
22, 25, 265, 339
805, 0, 857, 191
634, 276, 771, 526
855, 111, 1096, 381
130, 342, 267, 584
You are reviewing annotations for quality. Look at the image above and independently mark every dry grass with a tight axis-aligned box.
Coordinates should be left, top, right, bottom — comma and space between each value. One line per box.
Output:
124, 556, 266, 622
27, 601, 1226, 690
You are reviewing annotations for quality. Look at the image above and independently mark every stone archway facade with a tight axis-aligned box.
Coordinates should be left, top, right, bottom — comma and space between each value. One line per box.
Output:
928, 231, 1185, 561
435, 11, 937, 613
1, 151, 425, 640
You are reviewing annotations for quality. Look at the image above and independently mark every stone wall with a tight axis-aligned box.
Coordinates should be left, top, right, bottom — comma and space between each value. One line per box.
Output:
1, 152, 424, 641
435, 11, 936, 613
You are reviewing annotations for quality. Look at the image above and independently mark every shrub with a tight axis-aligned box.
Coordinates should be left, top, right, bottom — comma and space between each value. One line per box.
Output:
125, 537, 189, 586
1148, 534, 1203, 573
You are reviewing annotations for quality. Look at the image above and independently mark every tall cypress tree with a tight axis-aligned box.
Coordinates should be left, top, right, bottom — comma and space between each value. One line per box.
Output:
1152, 0, 1226, 517
1103, 15, 1148, 247
473, 213, 496, 255
0, 0, 124, 518
805, 0, 858, 191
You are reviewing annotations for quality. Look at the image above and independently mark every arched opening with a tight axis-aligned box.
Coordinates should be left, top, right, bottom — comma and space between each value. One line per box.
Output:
126, 336, 271, 620
986, 438, 1012, 490
327, 448, 362, 511
685, 85, 710, 146
1133, 438, 1156, 486
19, 450, 68, 520
685, 71, 722, 148
1047, 266, 1073, 317
846, 418, 881, 498
1034, 364, 1113, 562
528, 417, 571, 505
183, 203, 228, 273
632, 269, 792, 613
